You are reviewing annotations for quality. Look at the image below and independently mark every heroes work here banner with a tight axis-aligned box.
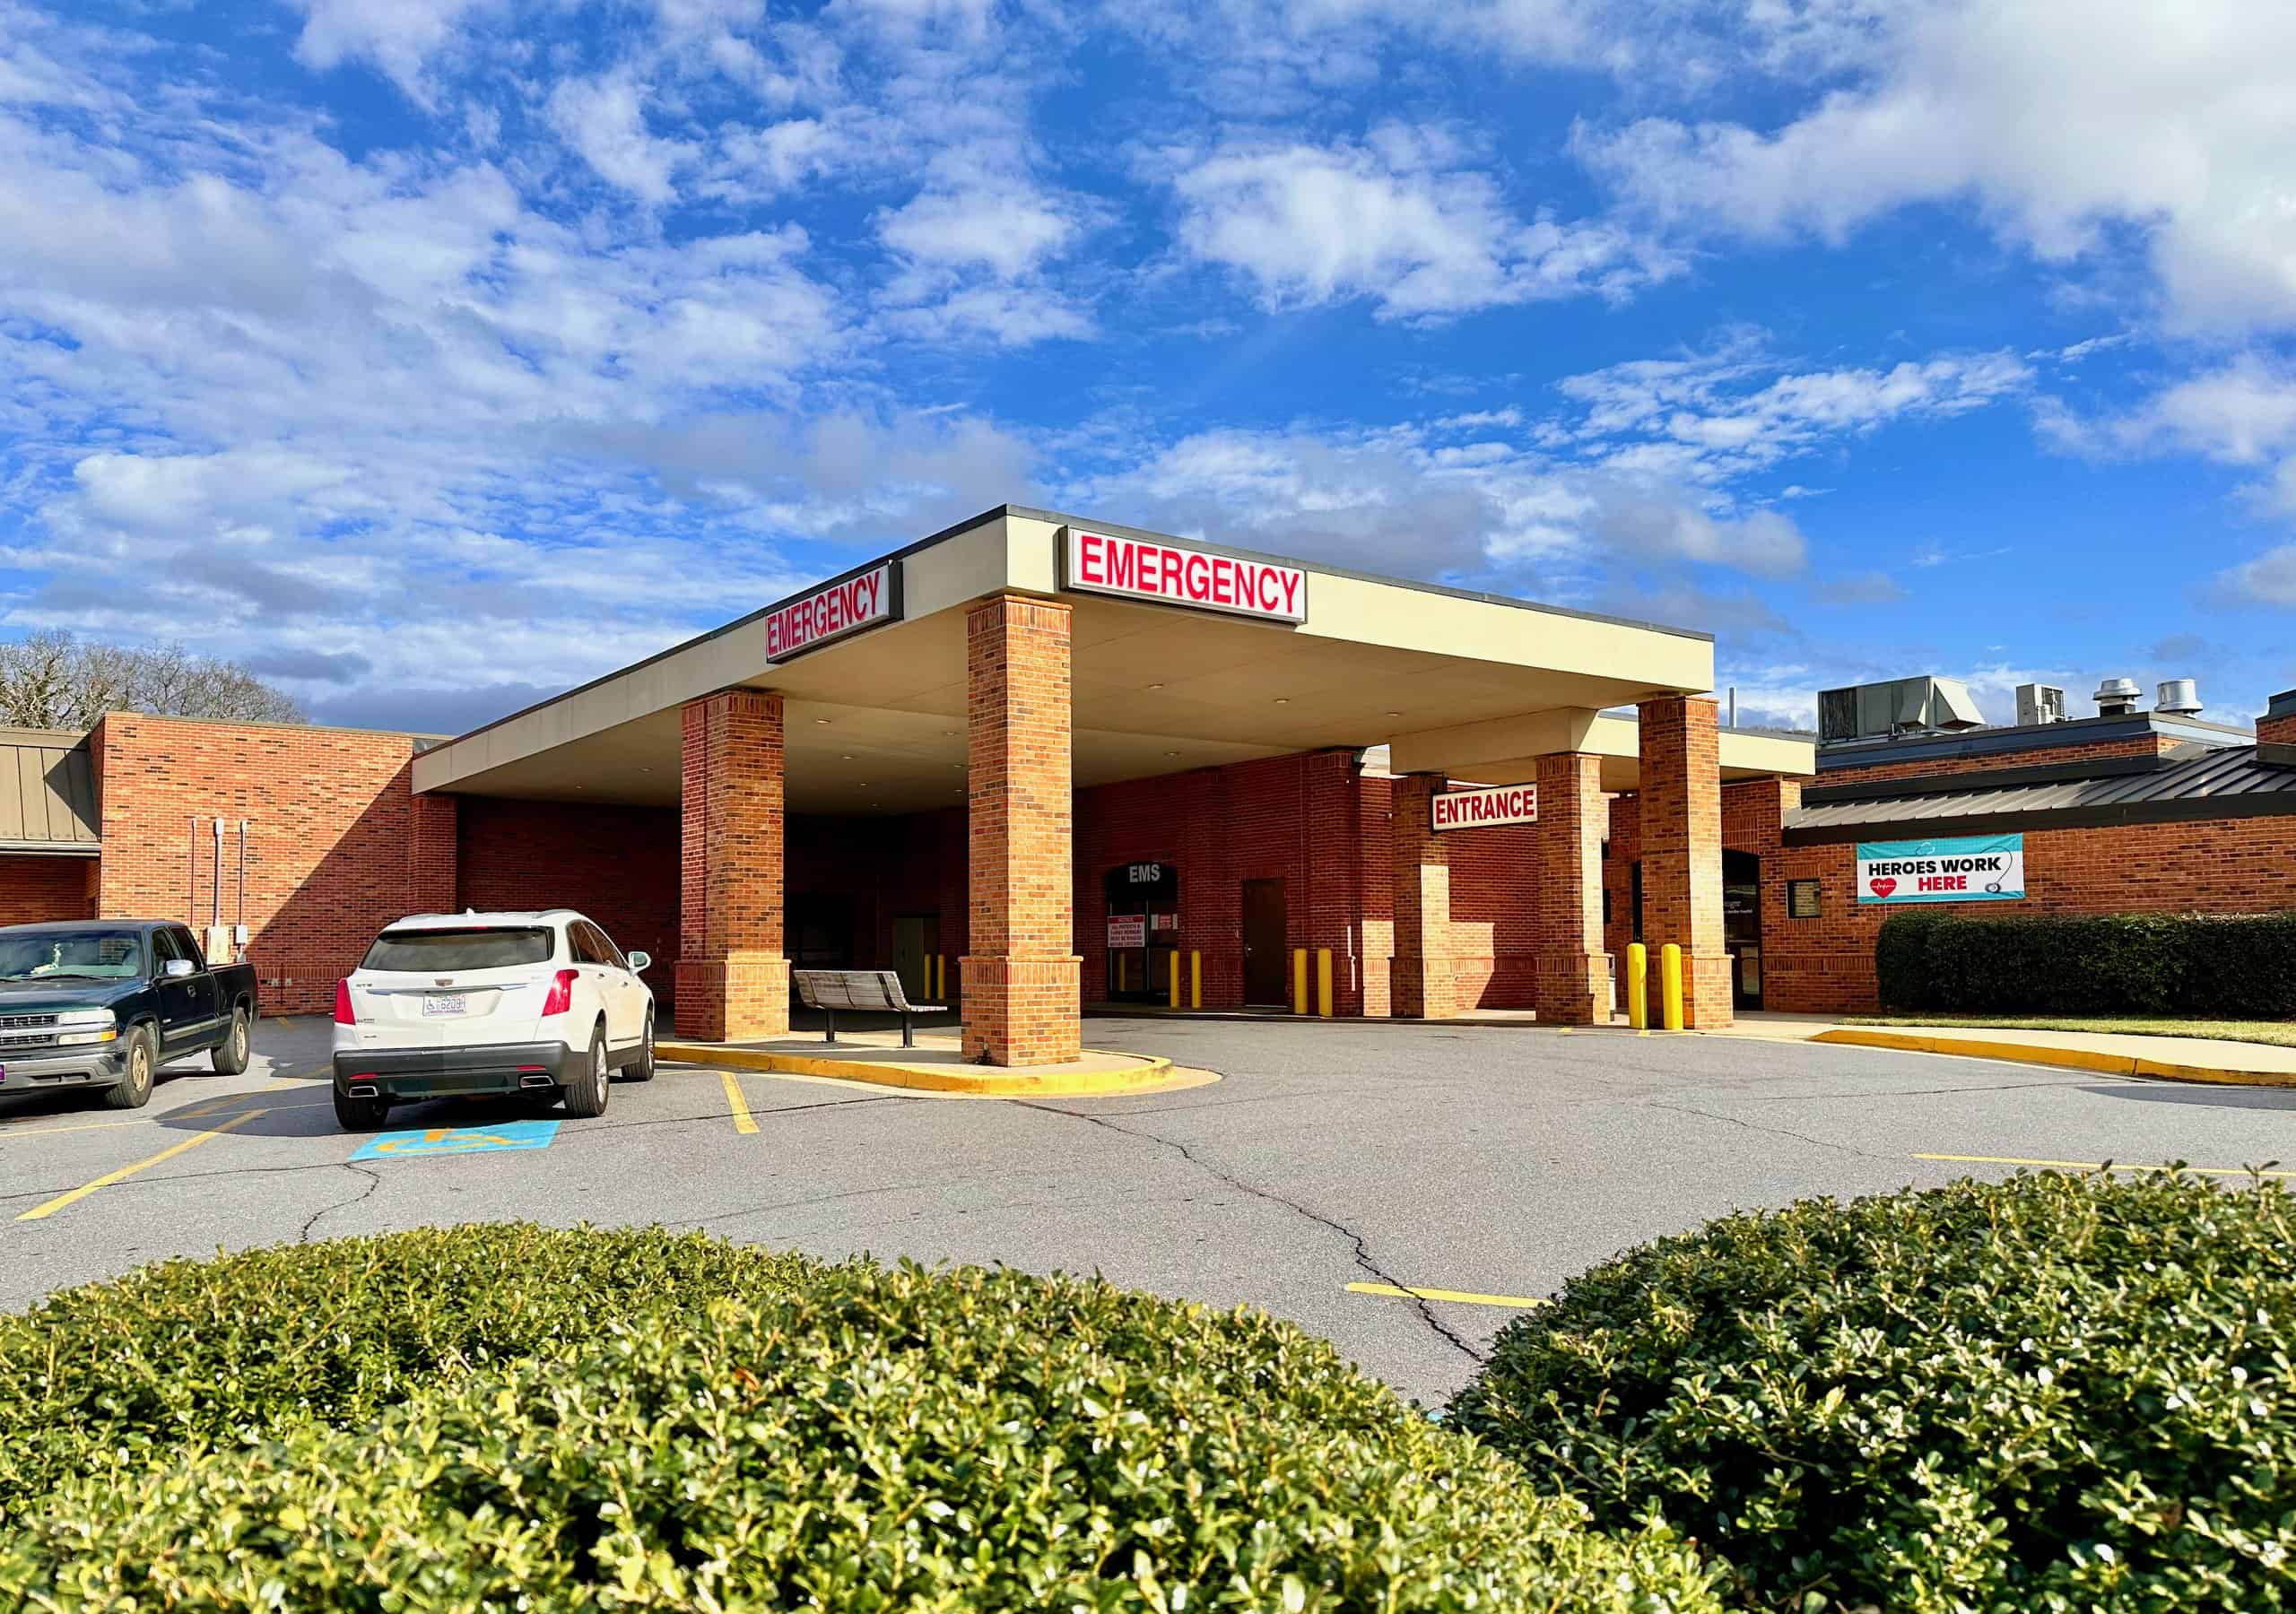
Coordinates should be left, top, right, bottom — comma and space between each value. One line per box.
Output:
1855, 834, 2026, 905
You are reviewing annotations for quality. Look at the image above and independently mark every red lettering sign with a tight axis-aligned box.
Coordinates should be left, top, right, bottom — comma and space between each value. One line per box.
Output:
1063, 528, 1309, 624
760, 562, 900, 662
1430, 784, 1539, 831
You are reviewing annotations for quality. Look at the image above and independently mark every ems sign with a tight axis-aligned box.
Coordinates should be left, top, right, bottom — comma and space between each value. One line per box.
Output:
1856, 834, 2025, 904
1431, 783, 1539, 831
761, 560, 901, 662
1063, 527, 1307, 623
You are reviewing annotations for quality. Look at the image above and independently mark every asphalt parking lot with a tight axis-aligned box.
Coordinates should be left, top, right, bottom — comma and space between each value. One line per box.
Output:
4, 1015, 2293, 1406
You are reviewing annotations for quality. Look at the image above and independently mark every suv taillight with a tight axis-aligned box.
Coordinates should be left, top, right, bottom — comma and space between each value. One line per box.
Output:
334, 979, 356, 1026
539, 968, 578, 1017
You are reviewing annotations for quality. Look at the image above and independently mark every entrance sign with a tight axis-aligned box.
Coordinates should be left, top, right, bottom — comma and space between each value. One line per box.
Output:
1063, 527, 1307, 623
762, 560, 901, 662
1107, 914, 1147, 949
1431, 783, 1538, 831
1856, 835, 2025, 904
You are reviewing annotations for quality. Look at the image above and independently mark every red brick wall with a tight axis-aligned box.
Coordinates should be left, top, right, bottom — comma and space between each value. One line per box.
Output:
91, 714, 428, 1014
456, 796, 680, 1009
1764, 816, 2296, 1012
0, 855, 96, 926
786, 808, 968, 981
1818, 732, 2184, 788
1074, 751, 1405, 1012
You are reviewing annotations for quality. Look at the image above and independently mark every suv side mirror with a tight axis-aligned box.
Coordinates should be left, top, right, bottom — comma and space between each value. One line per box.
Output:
626, 950, 652, 974
162, 958, 195, 979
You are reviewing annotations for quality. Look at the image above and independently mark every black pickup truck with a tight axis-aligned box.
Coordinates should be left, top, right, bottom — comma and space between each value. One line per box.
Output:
0, 921, 259, 1109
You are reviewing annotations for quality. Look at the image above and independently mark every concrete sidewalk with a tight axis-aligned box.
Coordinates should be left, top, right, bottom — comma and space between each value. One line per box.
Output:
656, 1028, 1217, 1098
1712, 1012, 2296, 1088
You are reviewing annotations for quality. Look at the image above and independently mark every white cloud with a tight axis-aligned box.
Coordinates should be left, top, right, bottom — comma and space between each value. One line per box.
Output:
546, 72, 696, 204
1171, 126, 1682, 318
288, 0, 491, 105
1578, 0, 2296, 333
878, 181, 1079, 280
2212, 545, 2296, 609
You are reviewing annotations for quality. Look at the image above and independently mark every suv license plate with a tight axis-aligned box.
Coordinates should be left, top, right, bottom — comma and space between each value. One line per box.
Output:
422, 994, 468, 1018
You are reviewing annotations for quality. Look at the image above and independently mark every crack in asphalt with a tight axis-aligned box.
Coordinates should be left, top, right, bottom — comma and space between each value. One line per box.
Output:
1643, 1099, 1893, 1161
300, 1161, 382, 1243
1015, 1099, 1488, 1366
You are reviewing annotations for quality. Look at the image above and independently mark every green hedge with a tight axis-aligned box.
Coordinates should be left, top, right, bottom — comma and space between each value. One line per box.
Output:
0, 1222, 813, 1508
1448, 1172, 2296, 1612
0, 1231, 1720, 1612
1875, 908, 2296, 1016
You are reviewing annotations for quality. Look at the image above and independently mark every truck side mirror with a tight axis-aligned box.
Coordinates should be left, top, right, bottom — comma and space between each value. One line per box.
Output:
162, 959, 195, 979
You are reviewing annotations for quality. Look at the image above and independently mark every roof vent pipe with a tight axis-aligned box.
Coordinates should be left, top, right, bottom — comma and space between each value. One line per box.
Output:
2094, 676, 2143, 716
2156, 678, 2202, 716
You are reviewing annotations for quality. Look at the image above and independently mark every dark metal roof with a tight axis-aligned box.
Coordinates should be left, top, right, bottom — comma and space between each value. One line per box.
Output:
1785, 744, 2296, 845
0, 728, 99, 855
1813, 708, 2253, 775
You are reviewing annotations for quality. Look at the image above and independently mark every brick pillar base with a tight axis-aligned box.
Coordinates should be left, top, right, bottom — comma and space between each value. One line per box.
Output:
1533, 751, 1608, 1025
961, 956, 1083, 1065
1639, 694, 1732, 1029
964, 596, 1082, 1067
1390, 774, 1457, 1020
676, 950, 789, 1043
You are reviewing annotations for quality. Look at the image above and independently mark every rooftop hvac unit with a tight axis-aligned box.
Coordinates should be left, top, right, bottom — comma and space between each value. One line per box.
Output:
1817, 676, 1987, 744
2156, 678, 2202, 716
2095, 676, 2143, 716
2015, 683, 2067, 727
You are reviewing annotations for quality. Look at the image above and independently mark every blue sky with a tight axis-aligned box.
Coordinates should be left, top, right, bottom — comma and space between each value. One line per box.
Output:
4, 0, 2294, 735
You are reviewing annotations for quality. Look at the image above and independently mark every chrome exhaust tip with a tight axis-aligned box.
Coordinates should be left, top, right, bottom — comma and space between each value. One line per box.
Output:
345, 1082, 379, 1098
517, 1072, 556, 1089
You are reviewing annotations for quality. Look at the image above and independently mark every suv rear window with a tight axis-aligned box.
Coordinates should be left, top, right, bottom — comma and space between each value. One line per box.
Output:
361, 927, 554, 971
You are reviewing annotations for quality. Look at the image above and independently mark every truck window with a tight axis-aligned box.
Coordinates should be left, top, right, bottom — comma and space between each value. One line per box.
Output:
0, 930, 144, 982
151, 928, 184, 968
170, 926, 207, 969
362, 927, 554, 971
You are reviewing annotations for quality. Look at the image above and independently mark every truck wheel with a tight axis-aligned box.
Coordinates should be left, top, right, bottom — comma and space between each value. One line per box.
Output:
334, 1089, 390, 1132
561, 1026, 611, 1119
622, 1011, 657, 1083
211, 1005, 252, 1075
102, 1026, 157, 1110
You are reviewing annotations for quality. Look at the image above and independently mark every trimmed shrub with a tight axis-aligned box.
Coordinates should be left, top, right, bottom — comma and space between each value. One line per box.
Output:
0, 1237, 1722, 1611
0, 1223, 813, 1508
1874, 907, 2296, 1017
1449, 1172, 2296, 1612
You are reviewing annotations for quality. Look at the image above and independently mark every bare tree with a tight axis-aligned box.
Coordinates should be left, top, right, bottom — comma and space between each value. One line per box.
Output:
0, 632, 306, 732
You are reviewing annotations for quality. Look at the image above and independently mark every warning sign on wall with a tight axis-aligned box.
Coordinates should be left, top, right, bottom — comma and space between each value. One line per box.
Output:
1855, 835, 2025, 904
1107, 914, 1147, 948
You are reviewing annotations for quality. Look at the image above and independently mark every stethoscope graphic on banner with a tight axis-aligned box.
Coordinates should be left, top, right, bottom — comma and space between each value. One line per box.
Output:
1983, 854, 2011, 894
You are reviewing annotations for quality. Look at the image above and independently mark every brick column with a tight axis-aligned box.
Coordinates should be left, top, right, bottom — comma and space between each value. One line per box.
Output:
1533, 752, 1608, 1024
409, 790, 457, 915
677, 690, 787, 1042
963, 595, 1081, 1065
1389, 773, 1456, 1019
1638, 695, 1731, 1028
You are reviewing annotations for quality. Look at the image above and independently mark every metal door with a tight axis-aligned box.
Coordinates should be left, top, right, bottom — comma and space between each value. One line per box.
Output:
1241, 880, 1288, 1007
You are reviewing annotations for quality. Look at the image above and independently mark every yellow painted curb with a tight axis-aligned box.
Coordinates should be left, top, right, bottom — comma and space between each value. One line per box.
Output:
1812, 1028, 2296, 1089
656, 1042, 1185, 1098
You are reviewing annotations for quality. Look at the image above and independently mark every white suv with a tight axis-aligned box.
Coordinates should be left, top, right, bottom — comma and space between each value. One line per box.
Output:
331, 910, 657, 1132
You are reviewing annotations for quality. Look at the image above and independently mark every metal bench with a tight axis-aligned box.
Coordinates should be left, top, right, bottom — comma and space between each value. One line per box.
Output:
791, 968, 944, 1047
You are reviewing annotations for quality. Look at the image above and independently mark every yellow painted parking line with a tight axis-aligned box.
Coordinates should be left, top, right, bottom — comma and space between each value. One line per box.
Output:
1346, 1281, 1545, 1309
15, 1110, 267, 1221
719, 1069, 759, 1134
1915, 1153, 2292, 1179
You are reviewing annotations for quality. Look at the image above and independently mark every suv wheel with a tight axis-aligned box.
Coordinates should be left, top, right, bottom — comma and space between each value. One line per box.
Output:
212, 1005, 252, 1075
102, 1025, 156, 1110
561, 1025, 611, 1119
622, 1011, 656, 1083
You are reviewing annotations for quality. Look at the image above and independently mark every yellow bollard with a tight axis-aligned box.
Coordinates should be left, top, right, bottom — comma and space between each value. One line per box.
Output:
1189, 950, 1202, 1010
1660, 942, 1684, 1032
1292, 948, 1309, 1015
934, 954, 944, 1001
1626, 942, 1648, 1029
1168, 950, 1181, 1009
1317, 948, 1334, 1017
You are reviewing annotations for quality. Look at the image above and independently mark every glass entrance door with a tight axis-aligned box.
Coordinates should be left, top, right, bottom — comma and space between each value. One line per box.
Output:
1104, 861, 1179, 1002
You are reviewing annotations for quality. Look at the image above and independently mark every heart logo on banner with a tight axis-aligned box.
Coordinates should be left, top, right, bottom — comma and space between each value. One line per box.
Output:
1870, 878, 1897, 898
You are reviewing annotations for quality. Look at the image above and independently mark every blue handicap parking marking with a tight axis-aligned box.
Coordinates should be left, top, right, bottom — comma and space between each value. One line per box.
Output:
351, 1118, 561, 1161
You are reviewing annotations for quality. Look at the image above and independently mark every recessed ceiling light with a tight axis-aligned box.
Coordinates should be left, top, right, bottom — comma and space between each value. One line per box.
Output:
842, 754, 855, 760
1384, 711, 1403, 718
814, 717, 832, 725
1164, 750, 1180, 758
1273, 697, 1290, 705
1146, 681, 1165, 690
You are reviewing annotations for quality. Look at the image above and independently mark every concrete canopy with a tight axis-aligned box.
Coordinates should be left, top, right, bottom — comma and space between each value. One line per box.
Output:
413, 507, 1726, 811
